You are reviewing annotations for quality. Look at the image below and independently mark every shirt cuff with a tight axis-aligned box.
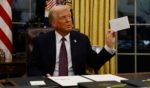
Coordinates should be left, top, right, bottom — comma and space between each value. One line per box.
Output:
104, 45, 116, 55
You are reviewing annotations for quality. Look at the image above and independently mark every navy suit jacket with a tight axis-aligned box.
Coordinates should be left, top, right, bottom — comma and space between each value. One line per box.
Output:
27, 29, 114, 76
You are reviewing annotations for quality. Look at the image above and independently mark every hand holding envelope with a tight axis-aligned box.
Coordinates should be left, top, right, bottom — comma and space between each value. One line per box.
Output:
105, 16, 130, 48
105, 29, 116, 48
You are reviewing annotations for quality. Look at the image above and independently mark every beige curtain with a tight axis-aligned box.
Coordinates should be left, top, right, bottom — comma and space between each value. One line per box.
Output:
72, 0, 116, 74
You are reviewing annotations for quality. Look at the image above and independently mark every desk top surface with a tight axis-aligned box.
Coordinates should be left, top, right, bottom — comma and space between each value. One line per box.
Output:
1, 73, 150, 88
117, 72, 150, 80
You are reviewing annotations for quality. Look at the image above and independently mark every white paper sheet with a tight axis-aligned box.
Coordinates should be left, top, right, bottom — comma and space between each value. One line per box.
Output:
82, 74, 128, 82
48, 76, 92, 87
109, 16, 130, 32
30, 80, 46, 86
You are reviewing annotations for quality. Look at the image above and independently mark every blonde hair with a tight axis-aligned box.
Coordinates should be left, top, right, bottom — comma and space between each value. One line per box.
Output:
48, 5, 71, 24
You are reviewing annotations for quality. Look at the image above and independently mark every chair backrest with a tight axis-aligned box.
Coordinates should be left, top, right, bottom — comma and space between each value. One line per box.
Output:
26, 27, 53, 57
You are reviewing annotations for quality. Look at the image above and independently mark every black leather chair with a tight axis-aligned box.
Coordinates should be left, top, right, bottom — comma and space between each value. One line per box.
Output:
26, 27, 53, 57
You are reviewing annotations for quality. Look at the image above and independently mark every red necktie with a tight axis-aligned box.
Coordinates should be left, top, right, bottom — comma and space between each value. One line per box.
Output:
59, 37, 68, 76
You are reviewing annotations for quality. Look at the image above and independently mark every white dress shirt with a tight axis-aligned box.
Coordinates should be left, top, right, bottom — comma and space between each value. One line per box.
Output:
53, 31, 74, 76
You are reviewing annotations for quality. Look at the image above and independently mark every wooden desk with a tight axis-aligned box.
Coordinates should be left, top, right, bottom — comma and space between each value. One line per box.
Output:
1, 73, 150, 88
0, 61, 26, 79
117, 72, 150, 80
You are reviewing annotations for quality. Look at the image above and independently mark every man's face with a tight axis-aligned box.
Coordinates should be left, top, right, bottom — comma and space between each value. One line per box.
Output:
53, 9, 73, 35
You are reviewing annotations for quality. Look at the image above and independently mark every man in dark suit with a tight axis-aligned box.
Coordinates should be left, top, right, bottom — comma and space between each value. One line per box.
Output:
27, 5, 116, 76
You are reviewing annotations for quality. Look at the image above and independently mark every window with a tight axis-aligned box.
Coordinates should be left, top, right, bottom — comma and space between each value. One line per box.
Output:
117, 0, 150, 73
12, 0, 36, 54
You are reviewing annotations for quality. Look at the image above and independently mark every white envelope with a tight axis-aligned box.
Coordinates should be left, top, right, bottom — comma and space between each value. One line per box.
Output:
109, 16, 130, 32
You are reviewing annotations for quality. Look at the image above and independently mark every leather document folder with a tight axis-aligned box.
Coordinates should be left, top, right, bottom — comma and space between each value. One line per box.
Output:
78, 81, 135, 88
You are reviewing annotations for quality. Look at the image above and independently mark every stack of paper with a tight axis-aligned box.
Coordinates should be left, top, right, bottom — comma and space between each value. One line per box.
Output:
48, 76, 92, 87
82, 74, 128, 82
48, 74, 128, 87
